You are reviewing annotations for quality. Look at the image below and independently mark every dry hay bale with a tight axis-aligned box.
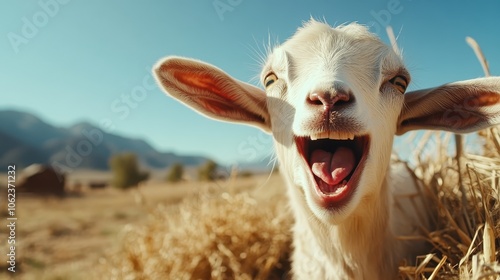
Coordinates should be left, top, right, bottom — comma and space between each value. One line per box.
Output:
399, 127, 500, 279
96, 190, 292, 280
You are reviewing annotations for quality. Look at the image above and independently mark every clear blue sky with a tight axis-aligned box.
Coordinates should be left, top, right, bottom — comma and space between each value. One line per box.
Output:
1, 0, 499, 165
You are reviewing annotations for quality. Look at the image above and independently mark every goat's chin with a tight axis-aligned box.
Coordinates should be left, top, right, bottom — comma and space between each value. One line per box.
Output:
298, 171, 362, 225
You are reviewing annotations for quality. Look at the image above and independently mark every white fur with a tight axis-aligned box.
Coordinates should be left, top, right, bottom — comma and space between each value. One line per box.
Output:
154, 20, 500, 279
262, 22, 424, 279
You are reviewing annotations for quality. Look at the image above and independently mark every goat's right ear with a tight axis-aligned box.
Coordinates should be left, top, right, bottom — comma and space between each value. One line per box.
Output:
396, 77, 500, 135
153, 56, 271, 133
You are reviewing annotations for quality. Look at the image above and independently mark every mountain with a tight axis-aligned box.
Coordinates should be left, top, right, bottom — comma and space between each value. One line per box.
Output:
0, 109, 209, 170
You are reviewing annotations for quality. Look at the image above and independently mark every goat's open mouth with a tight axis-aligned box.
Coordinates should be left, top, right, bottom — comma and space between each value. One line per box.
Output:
295, 133, 370, 209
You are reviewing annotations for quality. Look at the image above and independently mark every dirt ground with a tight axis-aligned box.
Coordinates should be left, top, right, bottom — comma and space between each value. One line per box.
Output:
0, 171, 283, 280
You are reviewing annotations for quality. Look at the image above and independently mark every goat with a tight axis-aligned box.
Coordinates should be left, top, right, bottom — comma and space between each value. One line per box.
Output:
153, 20, 500, 279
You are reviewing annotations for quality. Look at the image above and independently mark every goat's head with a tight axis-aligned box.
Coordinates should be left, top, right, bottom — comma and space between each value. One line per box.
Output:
154, 20, 500, 225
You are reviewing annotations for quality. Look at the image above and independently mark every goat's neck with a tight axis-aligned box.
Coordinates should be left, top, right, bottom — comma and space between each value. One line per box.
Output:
288, 175, 397, 279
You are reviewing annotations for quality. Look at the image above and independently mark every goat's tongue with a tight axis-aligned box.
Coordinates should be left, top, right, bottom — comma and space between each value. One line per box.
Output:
310, 147, 355, 188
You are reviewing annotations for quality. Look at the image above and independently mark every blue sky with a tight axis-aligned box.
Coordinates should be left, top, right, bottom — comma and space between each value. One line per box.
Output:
1, 0, 499, 165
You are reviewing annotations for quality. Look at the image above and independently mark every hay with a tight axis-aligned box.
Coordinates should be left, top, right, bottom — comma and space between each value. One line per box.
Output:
96, 129, 499, 280
398, 127, 500, 279
96, 188, 292, 280
398, 35, 500, 279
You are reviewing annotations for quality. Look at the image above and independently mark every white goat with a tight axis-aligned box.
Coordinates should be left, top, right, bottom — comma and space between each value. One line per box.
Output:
153, 20, 500, 279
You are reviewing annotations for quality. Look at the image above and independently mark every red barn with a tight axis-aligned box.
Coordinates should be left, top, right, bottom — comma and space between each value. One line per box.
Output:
18, 164, 65, 196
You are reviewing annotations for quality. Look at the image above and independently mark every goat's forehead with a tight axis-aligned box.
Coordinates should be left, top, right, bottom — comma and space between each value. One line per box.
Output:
262, 21, 406, 82
261, 20, 409, 85
291, 22, 378, 42
284, 22, 385, 53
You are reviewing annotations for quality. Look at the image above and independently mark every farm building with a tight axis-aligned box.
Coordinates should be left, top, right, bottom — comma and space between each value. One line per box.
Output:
18, 164, 65, 196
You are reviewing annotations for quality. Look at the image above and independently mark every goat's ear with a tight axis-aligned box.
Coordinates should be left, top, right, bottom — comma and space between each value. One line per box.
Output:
396, 77, 500, 135
153, 56, 271, 133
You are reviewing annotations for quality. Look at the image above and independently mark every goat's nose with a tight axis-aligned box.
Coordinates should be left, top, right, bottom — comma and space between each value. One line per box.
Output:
307, 88, 352, 109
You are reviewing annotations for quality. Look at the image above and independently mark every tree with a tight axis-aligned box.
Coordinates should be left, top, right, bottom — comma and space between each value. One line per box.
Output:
166, 163, 184, 183
198, 160, 218, 181
109, 153, 149, 189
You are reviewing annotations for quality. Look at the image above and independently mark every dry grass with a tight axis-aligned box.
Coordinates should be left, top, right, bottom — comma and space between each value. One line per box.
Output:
0, 175, 269, 280
398, 36, 500, 279
94, 175, 292, 280
4, 129, 498, 279
398, 128, 500, 279
95, 128, 499, 280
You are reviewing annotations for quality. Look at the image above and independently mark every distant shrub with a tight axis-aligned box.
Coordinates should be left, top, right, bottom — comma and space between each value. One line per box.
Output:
166, 163, 184, 183
198, 160, 217, 181
109, 153, 149, 190
238, 170, 253, 178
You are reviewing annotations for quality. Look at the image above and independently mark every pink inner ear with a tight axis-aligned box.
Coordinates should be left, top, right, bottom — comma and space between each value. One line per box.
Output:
156, 58, 271, 130
400, 114, 484, 132
199, 97, 238, 116
466, 92, 500, 107
173, 70, 237, 103
160, 64, 268, 125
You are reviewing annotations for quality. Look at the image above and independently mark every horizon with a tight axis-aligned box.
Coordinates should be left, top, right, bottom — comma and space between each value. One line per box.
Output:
0, 107, 231, 160
2, 1, 499, 166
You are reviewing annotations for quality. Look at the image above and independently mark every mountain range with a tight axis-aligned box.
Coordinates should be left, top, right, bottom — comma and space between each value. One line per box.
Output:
0, 109, 211, 171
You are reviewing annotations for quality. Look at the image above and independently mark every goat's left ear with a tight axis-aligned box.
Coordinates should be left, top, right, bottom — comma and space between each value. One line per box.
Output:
396, 77, 500, 135
154, 56, 271, 133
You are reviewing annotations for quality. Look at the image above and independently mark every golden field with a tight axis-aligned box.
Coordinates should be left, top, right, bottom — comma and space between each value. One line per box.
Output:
0, 128, 499, 280
0, 171, 290, 280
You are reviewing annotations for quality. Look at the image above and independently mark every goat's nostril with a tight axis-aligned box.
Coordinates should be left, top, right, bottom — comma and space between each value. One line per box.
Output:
308, 92, 325, 106
307, 91, 352, 108
334, 92, 352, 105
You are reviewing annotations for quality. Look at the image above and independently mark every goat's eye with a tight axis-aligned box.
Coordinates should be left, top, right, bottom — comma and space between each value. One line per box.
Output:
264, 73, 278, 88
389, 76, 408, 94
